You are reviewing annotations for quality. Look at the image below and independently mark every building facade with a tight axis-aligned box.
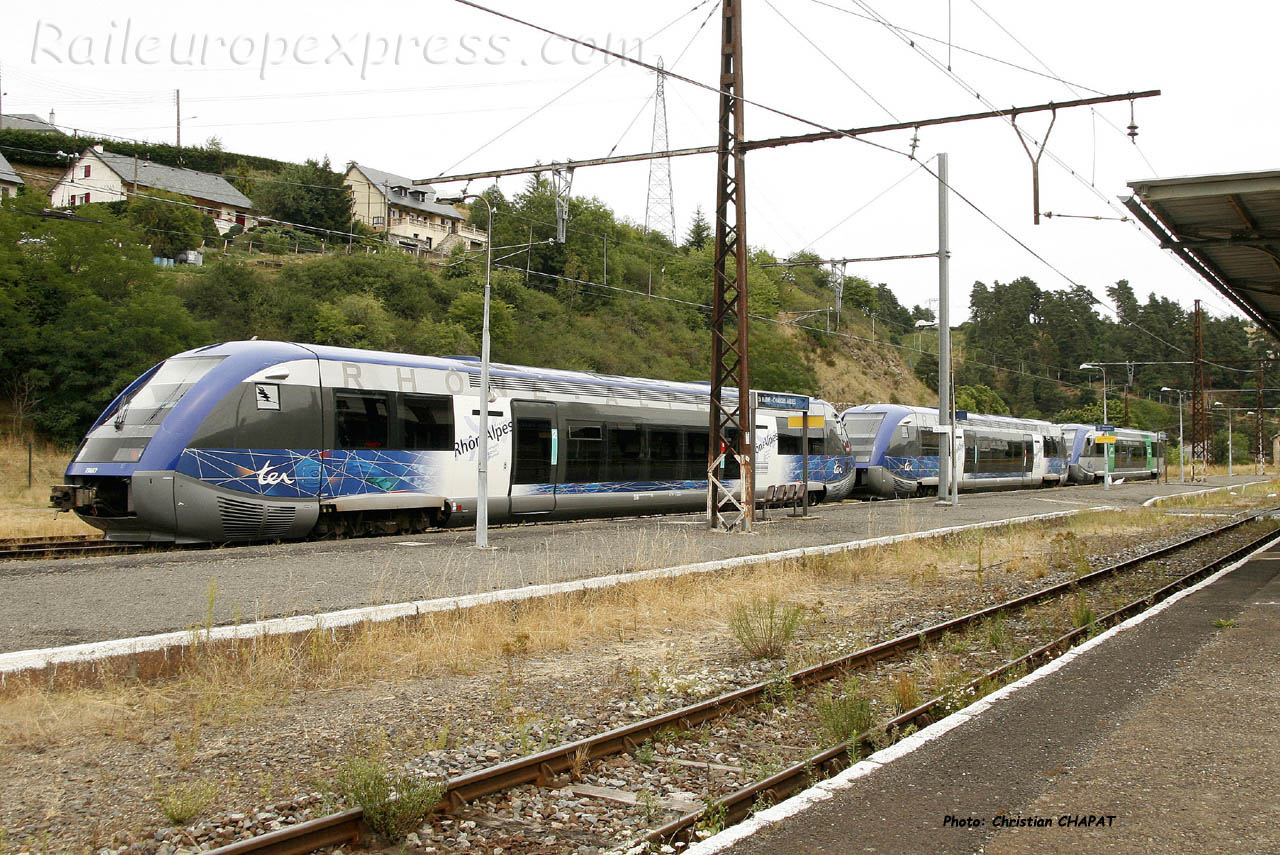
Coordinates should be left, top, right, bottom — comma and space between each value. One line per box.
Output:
0, 151, 22, 199
345, 163, 486, 254
50, 146, 255, 234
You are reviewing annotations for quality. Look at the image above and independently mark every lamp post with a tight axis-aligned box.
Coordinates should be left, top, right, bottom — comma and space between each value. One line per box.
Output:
437, 192, 494, 548
1081, 363, 1107, 424
1162, 387, 1187, 483
1212, 403, 1255, 478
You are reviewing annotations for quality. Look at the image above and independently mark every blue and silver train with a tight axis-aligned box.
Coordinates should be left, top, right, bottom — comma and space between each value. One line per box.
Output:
841, 404, 1070, 498
841, 404, 1164, 498
51, 341, 856, 542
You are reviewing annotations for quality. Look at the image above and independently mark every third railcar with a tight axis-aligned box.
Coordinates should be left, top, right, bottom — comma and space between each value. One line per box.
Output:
1062, 424, 1164, 484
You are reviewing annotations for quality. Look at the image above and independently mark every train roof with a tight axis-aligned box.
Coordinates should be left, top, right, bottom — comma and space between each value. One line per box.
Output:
841, 403, 1060, 432
171, 340, 835, 410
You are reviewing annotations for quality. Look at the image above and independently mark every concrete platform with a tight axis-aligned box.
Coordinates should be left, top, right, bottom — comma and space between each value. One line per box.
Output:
0, 475, 1266, 654
697, 525, 1280, 855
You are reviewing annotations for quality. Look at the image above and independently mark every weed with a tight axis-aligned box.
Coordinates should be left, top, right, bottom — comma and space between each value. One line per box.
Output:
569, 745, 591, 780
815, 677, 875, 745
334, 754, 443, 841
984, 614, 1008, 651
634, 741, 656, 765
750, 792, 776, 816
637, 788, 663, 822
762, 671, 797, 711
154, 779, 218, 826
1212, 618, 1238, 629
890, 671, 922, 713
696, 799, 728, 837
728, 595, 805, 659
1070, 592, 1095, 630
426, 723, 450, 751
171, 723, 201, 771
934, 684, 977, 716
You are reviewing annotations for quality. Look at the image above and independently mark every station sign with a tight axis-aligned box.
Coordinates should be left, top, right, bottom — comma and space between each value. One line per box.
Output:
757, 392, 810, 411
787, 415, 825, 428
1095, 435, 1117, 444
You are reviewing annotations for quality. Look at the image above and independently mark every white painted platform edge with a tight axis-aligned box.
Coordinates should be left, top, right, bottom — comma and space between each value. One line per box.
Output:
0, 507, 1099, 679
682, 527, 1276, 855
1141, 480, 1268, 508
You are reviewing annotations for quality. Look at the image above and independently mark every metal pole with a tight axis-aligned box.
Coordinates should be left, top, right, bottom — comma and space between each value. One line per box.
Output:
1101, 366, 1108, 425
477, 197, 494, 548
175, 89, 181, 148
801, 414, 809, 516
936, 152, 953, 506
1179, 395, 1185, 483
1227, 413, 1233, 477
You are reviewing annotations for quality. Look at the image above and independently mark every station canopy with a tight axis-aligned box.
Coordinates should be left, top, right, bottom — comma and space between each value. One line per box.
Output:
1124, 170, 1280, 341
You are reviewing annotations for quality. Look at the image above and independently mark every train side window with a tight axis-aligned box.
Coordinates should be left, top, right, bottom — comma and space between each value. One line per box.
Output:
398, 394, 453, 451
919, 428, 940, 458
566, 422, 604, 483
190, 383, 321, 449
608, 425, 645, 481
334, 391, 390, 449
648, 427, 682, 480
683, 430, 709, 480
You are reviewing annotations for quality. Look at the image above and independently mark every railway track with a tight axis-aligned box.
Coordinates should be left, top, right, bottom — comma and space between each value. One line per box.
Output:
0, 534, 143, 560
203, 507, 1280, 855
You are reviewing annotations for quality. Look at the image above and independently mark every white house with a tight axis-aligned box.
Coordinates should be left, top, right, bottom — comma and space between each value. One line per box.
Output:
344, 163, 487, 254
50, 146, 255, 234
0, 151, 22, 199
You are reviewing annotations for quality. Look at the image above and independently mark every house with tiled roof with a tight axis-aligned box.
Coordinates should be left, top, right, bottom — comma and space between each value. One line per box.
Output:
344, 162, 487, 254
50, 146, 255, 233
0, 112, 59, 133
0, 151, 23, 199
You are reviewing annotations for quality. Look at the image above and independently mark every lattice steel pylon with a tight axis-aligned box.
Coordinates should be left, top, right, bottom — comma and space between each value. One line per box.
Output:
708, 0, 753, 531
644, 57, 677, 244
1191, 300, 1209, 481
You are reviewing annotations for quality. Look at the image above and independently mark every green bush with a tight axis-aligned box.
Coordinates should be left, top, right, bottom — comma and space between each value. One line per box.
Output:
335, 755, 443, 841
728, 595, 804, 659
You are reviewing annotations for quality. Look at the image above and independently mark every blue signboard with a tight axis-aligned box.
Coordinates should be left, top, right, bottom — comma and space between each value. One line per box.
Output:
756, 392, 810, 411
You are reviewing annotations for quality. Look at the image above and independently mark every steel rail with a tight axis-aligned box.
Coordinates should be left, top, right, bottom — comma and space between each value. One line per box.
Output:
206, 508, 1273, 855
0, 535, 141, 560
646, 517, 1280, 845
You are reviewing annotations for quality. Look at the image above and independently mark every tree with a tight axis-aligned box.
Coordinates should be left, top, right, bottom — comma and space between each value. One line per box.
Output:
955, 384, 1010, 415
253, 157, 352, 235
684, 206, 711, 251
0, 195, 209, 442
126, 189, 215, 258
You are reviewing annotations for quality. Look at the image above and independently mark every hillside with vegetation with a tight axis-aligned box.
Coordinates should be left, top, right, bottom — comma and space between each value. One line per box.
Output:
0, 179, 935, 446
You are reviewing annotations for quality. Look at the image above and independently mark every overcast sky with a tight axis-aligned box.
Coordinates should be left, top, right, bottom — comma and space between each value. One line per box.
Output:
3, 1, 1276, 329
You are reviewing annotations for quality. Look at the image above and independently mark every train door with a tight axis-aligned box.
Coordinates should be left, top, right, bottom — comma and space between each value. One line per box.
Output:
1029, 433, 1044, 487
510, 401, 557, 514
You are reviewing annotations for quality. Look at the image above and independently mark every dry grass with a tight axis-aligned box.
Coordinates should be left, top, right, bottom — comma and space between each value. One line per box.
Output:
0, 499, 1270, 751
0, 436, 97, 538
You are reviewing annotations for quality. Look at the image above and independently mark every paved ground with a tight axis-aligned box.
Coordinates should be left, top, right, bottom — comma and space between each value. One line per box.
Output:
714, 529, 1280, 855
0, 475, 1264, 654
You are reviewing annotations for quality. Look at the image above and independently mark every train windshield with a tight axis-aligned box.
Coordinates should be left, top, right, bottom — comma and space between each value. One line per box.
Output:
843, 413, 886, 461
75, 356, 224, 463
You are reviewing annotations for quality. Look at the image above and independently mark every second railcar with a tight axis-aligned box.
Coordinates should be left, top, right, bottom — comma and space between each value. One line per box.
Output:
841, 404, 1067, 498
